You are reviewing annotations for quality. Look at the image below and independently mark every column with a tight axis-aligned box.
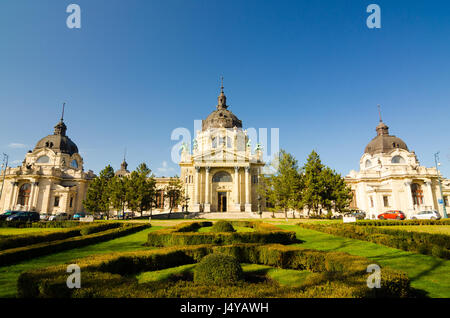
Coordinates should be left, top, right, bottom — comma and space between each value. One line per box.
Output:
193, 166, 200, 212
424, 180, 435, 210
404, 180, 414, 218
9, 182, 18, 210
233, 166, 241, 211
245, 166, 252, 212
204, 167, 211, 212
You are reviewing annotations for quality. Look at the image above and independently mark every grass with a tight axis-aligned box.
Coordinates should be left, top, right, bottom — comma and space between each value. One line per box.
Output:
0, 228, 64, 236
378, 225, 450, 235
0, 226, 162, 298
277, 224, 450, 298
136, 262, 312, 288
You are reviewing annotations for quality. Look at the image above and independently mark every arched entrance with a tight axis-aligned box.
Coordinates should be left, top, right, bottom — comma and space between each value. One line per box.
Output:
218, 192, 227, 212
17, 183, 31, 206
411, 183, 424, 205
212, 171, 232, 212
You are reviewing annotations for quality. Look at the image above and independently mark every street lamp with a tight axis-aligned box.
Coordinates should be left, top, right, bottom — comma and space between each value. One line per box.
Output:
434, 152, 448, 219
0, 153, 8, 201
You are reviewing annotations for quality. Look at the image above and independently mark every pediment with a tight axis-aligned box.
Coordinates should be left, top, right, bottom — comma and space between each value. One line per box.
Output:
193, 148, 249, 163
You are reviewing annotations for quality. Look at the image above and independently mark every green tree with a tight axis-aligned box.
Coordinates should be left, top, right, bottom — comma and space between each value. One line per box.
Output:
109, 175, 128, 219
264, 150, 303, 220
164, 176, 184, 219
127, 163, 157, 217
83, 165, 115, 219
301, 150, 325, 216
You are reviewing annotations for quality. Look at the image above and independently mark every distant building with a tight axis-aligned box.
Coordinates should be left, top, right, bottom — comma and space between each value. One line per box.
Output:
0, 114, 95, 215
346, 117, 450, 219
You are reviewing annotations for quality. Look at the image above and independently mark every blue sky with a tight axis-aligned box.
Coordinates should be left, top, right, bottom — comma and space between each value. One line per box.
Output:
0, 0, 449, 177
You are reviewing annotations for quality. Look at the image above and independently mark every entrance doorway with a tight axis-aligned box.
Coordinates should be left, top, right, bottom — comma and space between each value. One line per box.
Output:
218, 192, 227, 212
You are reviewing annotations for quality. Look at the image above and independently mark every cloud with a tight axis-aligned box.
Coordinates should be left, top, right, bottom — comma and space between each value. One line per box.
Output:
157, 161, 175, 175
8, 143, 27, 149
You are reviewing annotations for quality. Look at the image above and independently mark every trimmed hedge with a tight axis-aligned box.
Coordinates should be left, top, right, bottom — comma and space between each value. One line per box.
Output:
355, 219, 450, 226
0, 223, 150, 266
299, 223, 450, 259
210, 221, 235, 233
146, 221, 297, 247
18, 243, 411, 298
194, 253, 243, 285
0, 220, 89, 228
0, 222, 122, 251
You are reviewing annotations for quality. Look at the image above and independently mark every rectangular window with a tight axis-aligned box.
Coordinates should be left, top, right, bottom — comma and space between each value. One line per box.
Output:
370, 196, 374, 208
383, 196, 390, 207
69, 197, 73, 208
54, 196, 60, 207
445, 196, 449, 207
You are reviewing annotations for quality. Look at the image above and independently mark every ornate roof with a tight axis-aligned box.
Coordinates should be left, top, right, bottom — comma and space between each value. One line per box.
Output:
34, 119, 79, 156
364, 120, 409, 155
202, 83, 242, 131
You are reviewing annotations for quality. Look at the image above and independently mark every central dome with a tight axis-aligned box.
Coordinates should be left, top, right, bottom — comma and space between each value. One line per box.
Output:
34, 120, 79, 156
364, 121, 408, 155
201, 84, 242, 131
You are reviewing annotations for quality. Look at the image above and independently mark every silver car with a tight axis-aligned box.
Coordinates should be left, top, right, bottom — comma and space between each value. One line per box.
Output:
411, 210, 441, 220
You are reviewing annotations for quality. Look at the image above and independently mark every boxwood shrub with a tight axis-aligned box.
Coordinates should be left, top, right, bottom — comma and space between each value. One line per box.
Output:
299, 223, 450, 259
0, 223, 150, 266
0, 222, 123, 251
210, 221, 235, 233
146, 221, 297, 247
194, 253, 243, 285
18, 243, 411, 298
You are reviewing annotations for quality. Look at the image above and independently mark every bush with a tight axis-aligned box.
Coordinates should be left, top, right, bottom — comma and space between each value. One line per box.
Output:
194, 253, 243, 285
147, 221, 297, 247
210, 221, 235, 233
298, 223, 450, 259
0, 223, 150, 266
18, 243, 411, 298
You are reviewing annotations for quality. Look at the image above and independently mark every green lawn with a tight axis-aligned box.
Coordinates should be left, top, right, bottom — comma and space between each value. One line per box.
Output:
277, 225, 450, 298
136, 262, 312, 288
0, 226, 162, 298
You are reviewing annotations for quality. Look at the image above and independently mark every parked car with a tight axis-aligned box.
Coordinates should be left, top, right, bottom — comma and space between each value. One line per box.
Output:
72, 212, 86, 220
378, 210, 406, 220
411, 210, 441, 220
39, 213, 51, 221
0, 210, 20, 221
6, 211, 40, 222
48, 212, 69, 221
344, 210, 366, 220
117, 212, 135, 220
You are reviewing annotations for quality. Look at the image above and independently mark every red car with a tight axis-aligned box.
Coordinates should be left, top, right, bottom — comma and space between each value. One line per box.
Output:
378, 210, 406, 220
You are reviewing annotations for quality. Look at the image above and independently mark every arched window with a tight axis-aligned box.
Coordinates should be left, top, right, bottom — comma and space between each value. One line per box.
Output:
365, 159, 372, 168
36, 155, 50, 163
17, 183, 31, 206
391, 156, 405, 164
411, 183, 423, 205
70, 159, 78, 168
212, 171, 232, 182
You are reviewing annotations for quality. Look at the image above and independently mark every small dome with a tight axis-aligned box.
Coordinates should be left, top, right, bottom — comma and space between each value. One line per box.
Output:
34, 120, 79, 156
202, 84, 242, 131
364, 121, 408, 155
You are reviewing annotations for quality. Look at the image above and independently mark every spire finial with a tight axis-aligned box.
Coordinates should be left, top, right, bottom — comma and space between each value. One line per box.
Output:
377, 104, 382, 122
220, 76, 224, 93
123, 147, 127, 162
61, 102, 66, 121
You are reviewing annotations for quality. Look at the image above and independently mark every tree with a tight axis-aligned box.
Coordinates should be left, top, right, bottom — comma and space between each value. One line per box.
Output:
164, 176, 184, 219
264, 150, 303, 220
301, 150, 325, 216
109, 175, 128, 219
301, 150, 353, 217
126, 163, 157, 217
83, 165, 115, 219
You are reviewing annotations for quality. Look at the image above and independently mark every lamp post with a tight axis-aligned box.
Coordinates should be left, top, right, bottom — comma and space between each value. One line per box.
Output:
434, 152, 448, 219
0, 153, 8, 201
